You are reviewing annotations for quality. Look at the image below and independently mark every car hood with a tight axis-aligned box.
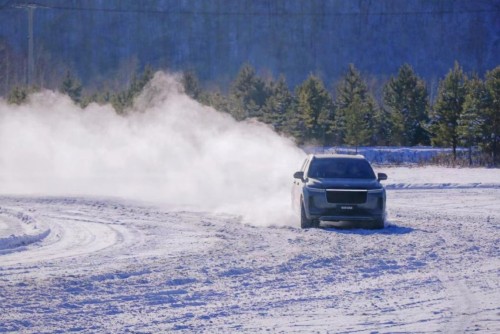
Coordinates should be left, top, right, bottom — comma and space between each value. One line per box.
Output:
306, 178, 382, 190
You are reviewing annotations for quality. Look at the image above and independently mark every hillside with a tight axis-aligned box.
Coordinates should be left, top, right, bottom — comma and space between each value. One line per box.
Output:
0, 0, 499, 91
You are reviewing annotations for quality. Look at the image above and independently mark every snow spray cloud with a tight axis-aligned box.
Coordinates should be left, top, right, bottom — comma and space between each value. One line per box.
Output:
0, 72, 305, 226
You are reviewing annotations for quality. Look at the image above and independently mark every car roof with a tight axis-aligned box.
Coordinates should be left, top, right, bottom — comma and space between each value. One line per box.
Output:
308, 153, 366, 160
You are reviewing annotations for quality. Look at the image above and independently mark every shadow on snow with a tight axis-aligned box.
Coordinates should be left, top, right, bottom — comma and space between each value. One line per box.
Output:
320, 222, 414, 235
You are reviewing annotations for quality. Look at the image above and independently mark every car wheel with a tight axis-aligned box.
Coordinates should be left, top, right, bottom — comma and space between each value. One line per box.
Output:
300, 203, 318, 229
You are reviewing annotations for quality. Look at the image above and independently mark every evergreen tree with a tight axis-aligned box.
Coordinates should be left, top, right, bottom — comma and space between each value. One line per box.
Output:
430, 62, 467, 160
229, 63, 269, 119
344, 95, 370, 151
334, 64, 377, 146
261, 75, 295, 134
60, 70, 82, 104
200, 89, 245, 120
458, 75, 487, 165
112, 66, 154, 114
483, 66, 500, 164
383, 64, 430, 146
129, 65, 154, 97
182, 70, 202, 100
7, 86, 29, 105
359, 101, 393, 146
373, 106, 394, 146
295, 74, 334, 144
81, 89, 112, 108
111, 91, 131, 114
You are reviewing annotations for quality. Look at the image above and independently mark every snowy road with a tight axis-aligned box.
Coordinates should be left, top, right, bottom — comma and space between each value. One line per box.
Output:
1, 171, 500, 333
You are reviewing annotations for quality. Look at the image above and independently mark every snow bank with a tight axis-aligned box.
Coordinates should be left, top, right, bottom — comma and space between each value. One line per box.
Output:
0, 229, 51, 253
377, 166, 500, 189
306, 146, 468, 165
0, 207, 50, 253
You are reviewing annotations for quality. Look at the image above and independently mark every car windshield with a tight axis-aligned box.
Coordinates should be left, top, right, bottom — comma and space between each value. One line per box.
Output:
307, 158, 376, 179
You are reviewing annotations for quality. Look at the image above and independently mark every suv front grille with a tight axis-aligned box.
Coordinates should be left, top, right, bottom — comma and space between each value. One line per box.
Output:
326, 189, 367, 204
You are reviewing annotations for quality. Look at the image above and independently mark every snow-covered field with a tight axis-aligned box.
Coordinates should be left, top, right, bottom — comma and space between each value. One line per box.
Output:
1, 166, 499, 333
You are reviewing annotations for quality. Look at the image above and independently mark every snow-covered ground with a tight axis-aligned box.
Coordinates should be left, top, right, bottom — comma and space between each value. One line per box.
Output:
1, 166, 499, 333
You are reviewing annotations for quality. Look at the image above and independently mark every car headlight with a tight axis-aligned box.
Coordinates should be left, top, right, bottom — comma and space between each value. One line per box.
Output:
305, 186, 325, 193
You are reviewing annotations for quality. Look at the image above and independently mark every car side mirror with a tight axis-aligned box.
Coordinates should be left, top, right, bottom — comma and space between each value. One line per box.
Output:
293, 171, 304, 180
377, 173, 388, 181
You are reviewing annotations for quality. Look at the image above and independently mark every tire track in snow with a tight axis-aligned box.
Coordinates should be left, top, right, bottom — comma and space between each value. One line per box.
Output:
0, 198, 142, 273
437, 272, 477, 333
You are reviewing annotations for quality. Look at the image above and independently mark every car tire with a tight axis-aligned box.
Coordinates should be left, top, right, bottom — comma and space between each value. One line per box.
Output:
300, 203, 319, 229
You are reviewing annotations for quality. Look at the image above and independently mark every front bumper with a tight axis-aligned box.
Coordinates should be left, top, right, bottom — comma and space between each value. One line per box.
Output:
303, 187, 386, 222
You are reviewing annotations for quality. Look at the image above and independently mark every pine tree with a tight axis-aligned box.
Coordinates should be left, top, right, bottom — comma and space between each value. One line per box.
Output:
7, 86, 29, 105
334, 64, 377, 146
483, 66, 500, 164
261, 75, 294, 134
366, 100, 389, 146
112, 66, 154, 114
295, 74, 334, 144
230, 63, 269, 119
383, 64, 430, 146
7, 84, 43, 105
430, 62, 467, 160
7, 86, 28, 105
182, 70, 202, 100
201, 89, 245, 121
60, 70, 82, 104
458, 75, 487, 165
344, 95, 370, 151
129, 65, 154, 97
373, 106, 394, 146
111, 91, 131, 114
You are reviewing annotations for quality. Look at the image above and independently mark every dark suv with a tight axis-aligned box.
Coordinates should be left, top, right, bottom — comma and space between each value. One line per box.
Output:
292, 154, 387, 229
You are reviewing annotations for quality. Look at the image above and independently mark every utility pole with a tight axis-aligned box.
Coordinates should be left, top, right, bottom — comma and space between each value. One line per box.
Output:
14, 3, 41, 86
27, 4, 35, 86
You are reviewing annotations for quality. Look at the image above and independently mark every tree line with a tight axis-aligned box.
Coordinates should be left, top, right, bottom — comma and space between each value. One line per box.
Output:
186, 62, 499, 165
5, 61, 500, 165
